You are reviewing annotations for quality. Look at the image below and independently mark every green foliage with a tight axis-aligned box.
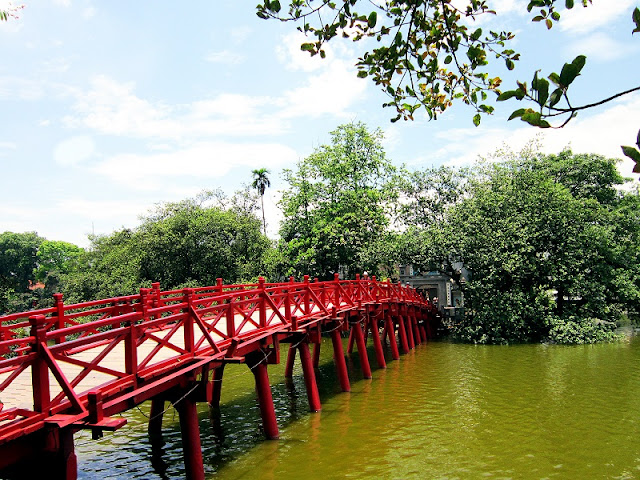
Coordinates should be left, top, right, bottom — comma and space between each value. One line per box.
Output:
393, 150, 637, 344
137, 198, 270, 287
0, 231, 42, 293
257, 1, 639, 151
35, 240, 83, 284
548, 316, 619, 344
279, 122, 395, 279
58, 190, 275, 303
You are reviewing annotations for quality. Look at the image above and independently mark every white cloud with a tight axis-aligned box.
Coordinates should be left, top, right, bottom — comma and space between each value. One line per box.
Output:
52, 0, 71, 7
205, 50, 245, 65
560, 0, 636, 34
433, 93, 640, 179
278, 59, 368, 118
277, 32, 327, 73
53, 136, 95, 166
566, 31, 639, 62
65, 64, 368, 141
92, 142, 299, 190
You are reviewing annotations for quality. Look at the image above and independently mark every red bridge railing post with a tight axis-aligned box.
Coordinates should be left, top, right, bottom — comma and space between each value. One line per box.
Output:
333, 273, 340, 309
258, 277, 267, 328
183, 288, 195, 354
53, 293, 66, 343
303, 275, 310, 316
30, 314, 50, 414
226, 297, 235, 338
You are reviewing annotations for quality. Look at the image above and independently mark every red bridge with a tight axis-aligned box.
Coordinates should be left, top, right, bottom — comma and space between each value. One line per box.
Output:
0, 274, 437, 479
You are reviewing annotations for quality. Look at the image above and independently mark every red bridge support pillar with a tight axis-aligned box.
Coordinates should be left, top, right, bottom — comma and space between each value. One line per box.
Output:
298, 342, 322, 412
384, 313, 400, 360
208, 365, 225, 409
397, 314, 410, 354
351, 320, 372, 379
176, 395, 205, 480
411, 311, 421, 346
368, 311, 386, 369
312, 341, 321, 369
405, 314, 415, 349
248, 353, 279, 440
148, 397, 165, 446
330, 327, 350, 392
47, 427, 77, 480
284, 344, 296, 378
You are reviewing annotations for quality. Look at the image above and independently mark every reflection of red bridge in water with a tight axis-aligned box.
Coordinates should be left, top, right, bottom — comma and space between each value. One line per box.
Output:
0, 274, 437, 479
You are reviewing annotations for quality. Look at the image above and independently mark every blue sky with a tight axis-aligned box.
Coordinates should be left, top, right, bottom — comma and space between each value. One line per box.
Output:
1, 0, 639, 247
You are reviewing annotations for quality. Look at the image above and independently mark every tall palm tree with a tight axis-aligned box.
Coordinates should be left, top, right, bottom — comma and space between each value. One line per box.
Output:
251, 168, 271, 235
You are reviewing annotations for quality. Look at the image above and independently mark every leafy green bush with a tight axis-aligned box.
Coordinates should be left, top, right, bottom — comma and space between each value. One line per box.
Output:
547, 316, 620, 344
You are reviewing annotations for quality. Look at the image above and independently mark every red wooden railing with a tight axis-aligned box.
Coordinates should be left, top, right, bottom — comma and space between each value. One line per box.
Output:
0, 274, 436, 479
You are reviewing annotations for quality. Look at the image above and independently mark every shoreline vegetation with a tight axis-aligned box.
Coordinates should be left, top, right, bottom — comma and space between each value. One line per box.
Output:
2, 123, 639, 345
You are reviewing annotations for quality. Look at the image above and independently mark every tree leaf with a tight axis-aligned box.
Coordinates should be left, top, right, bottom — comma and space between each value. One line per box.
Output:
473, 113, 481, 126
571, 55, 587, 73
535, 77, 549, 107
368, 11, 377, 28
508, 108, 526, 120
497, 90, 519, 101
565, 0, 574, 8
559, 62, 578, 87
621, 146, 640, 164
549, 88, 563, 107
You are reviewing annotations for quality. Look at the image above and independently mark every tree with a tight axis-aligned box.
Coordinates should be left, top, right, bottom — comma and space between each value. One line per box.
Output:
443, 151, 632, 343
59, 191, 275, 303
251, 168, 272, 235
279, 122, 396, 279
35, 240, 84, 284
0, 231, 43, 312
136, 196, 270, 286
256, 1, 640, 166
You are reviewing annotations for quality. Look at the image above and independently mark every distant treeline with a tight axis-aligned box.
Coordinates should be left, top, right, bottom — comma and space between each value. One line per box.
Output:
3, 122, 639, 344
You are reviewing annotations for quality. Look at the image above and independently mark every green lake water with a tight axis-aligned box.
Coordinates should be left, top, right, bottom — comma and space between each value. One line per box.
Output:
76, 334, 640, 479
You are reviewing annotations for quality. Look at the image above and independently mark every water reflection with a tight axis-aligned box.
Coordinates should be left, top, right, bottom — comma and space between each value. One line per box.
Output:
75, 336, 640, 479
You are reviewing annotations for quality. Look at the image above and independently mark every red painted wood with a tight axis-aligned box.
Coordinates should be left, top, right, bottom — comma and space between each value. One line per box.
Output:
298, 342, 322, 412
284, 344, 296, 378
0, 276, 433, 476
397, 314, 410, 354
352, 322, 372, 379
177, 396, 205, 480
385, 314, 400, 361
250, 360, 279, 440
330, 328, 350, 392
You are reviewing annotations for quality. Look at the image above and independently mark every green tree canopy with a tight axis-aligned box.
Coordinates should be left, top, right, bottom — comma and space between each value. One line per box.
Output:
441, 151, 635, 343
59, 191, 273, 303
279, 122, 396, 279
